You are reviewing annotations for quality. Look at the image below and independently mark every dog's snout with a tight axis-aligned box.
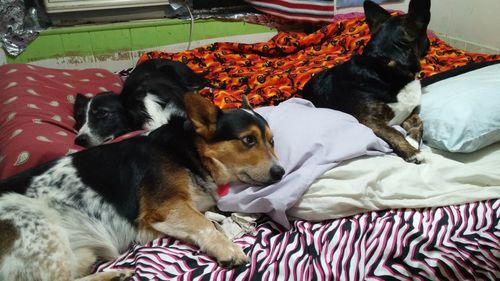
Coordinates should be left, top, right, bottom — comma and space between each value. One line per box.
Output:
270, 165, 285, 181
75, 135, 89, 147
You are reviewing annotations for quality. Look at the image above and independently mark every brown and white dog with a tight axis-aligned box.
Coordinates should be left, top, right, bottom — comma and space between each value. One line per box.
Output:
302, 0, 431, 163
0, 93, 284, 281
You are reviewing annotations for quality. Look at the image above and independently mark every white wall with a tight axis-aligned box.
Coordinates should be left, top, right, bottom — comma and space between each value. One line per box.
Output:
336, 0, 500, 54
428, 0, 500, 53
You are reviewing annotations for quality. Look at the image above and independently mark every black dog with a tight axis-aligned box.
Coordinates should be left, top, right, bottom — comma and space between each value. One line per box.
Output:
302, 0, 431, 163
74, 59, 209, 147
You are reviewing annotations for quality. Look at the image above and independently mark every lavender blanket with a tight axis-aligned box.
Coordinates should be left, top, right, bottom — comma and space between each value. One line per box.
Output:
218, 98, 392, 228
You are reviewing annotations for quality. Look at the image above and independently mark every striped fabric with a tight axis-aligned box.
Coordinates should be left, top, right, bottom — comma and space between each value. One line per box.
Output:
97, 199, 500, 280
245, 0, 335, 22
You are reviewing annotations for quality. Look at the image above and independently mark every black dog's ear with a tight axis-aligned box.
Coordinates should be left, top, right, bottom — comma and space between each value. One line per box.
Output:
73, 93, 90, 109
75, 92, 90, 103
73, 93, 90, 129
240, 95, 253, 110
363, 0, 391, 33
406, 0, 431, 31
74, 93, 90, 113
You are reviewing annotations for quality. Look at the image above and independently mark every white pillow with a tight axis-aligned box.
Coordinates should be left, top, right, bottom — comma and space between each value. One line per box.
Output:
420, 63, 500, 153
217, 98, 392, 228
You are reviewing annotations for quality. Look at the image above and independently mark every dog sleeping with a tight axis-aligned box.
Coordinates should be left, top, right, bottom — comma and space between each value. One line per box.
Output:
302, 0, 431, 163
74, 58, 209, 147
0, 92, 285, 281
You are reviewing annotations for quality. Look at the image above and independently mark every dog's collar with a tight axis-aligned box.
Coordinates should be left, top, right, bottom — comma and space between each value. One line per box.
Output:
217, 184, 230, 197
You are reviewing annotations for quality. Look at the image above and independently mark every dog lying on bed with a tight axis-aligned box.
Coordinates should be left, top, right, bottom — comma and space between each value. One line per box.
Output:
302, 0, 431, 163
74, 58, 208, 147
0, 92, 285, 281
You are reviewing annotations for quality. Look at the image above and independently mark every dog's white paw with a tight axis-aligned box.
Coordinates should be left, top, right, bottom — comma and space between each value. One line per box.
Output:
218, 243, 249, 267
406, 152, 425, 164
204, 233, 249, 267
113, 269, 135, 281
405, 136, 420, 149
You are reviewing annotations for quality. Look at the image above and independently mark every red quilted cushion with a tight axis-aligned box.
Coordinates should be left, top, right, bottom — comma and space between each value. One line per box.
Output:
0, 64, 123, 180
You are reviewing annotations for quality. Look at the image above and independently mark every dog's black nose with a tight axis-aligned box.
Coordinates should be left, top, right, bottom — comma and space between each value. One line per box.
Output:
270, 165, 285, 181
75, 135, 89, 147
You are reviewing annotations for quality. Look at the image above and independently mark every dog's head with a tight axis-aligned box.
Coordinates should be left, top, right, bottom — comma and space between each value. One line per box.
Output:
363, 0, 431, 73
73, 92, 132, 147
185, 93, 285, 186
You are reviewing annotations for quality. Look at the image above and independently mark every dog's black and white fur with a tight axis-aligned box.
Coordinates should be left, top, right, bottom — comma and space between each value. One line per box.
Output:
302, 0, 431, 163
0, 92, 285, 281
74, 59, 209, 147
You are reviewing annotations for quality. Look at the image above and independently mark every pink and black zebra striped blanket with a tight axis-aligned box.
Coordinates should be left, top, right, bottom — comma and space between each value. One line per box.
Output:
97, 199, 499, 280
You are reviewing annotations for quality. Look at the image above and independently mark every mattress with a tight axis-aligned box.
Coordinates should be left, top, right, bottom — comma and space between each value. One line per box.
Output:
0, 13, 499, 281
96, 142, 500, 279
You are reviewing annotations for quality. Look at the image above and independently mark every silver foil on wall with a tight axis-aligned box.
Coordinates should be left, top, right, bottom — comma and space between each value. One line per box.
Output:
1, 0, 43, 56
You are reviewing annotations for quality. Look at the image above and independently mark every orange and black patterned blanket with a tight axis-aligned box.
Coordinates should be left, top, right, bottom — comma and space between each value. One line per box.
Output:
139, 14, 498, 109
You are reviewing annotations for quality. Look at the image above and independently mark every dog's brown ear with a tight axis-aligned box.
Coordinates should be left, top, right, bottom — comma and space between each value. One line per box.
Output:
406, 0, 431, 31
184, 92, 221, 140
363, 0, 391, 33
240, 95, 253, 110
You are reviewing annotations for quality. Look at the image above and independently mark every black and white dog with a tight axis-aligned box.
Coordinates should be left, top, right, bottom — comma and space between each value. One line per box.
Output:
0, 92, 284, 281
74, 59, 209, 147
302, 0, 431, 163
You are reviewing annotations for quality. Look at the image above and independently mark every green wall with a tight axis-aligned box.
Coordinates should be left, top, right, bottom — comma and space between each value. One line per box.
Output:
6, 19, 274, 64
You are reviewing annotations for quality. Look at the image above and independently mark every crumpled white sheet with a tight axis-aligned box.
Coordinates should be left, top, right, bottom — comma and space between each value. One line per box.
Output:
209, 144, 500, 234
288, 142, 500, 221
205, 211, 260, 240
217, 98, 391, 228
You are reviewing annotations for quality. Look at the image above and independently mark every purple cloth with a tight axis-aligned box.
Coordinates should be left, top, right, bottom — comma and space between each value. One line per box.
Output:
217, 98, 392, 228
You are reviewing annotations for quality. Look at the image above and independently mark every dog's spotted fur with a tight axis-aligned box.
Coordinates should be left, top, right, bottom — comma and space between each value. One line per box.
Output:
0, 92, 284, 281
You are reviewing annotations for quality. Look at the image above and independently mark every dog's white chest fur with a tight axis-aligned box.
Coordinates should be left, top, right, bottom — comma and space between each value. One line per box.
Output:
387, 80, 422, 126
143, 93, 185, 130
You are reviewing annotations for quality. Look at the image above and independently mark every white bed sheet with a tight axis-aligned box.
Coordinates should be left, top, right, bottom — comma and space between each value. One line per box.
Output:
289, 142, 500, 221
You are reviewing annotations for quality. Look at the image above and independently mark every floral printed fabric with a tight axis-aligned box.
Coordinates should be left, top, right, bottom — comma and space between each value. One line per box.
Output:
0, 64, 123, 179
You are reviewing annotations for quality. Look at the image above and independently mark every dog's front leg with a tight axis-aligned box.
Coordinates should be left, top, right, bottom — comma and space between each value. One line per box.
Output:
147, 199, 249, 267
401, 107, 423, 149
361, 118, 424, 164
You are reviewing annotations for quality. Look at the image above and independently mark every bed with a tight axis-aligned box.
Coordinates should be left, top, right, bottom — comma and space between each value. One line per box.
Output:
1, 13, 499, 280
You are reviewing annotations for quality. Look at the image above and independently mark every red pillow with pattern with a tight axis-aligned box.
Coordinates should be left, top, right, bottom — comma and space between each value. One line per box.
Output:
0, 64, 123, 180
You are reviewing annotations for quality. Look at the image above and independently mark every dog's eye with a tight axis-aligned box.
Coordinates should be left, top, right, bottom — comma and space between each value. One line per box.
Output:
241, 135, 257, 147
93, 109, 110, 119
269, 137, 274, 147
